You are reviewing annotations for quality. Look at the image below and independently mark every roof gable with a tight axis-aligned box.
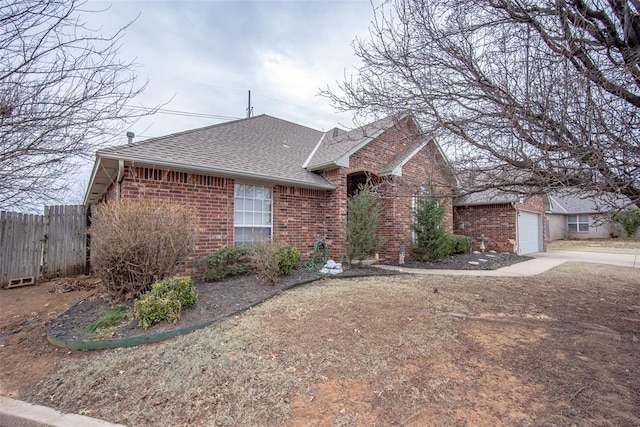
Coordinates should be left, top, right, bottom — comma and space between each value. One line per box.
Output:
305, 113, 409, 171
548, 191, 632, 214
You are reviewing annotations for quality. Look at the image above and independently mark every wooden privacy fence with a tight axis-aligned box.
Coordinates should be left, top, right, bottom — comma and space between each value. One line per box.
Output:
0, 205, 87, 287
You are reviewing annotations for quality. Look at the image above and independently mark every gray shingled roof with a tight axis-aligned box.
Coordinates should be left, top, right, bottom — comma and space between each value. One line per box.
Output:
306, 114, 406, 170
98, 114, 332, 189
548, 191, 631, 214
454, 189, 523, 206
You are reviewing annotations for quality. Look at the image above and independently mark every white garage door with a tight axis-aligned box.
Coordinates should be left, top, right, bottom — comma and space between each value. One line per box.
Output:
517, 211, 542, 255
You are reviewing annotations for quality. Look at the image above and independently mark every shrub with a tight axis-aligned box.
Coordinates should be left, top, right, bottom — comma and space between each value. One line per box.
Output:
151, 276, 198, 307
134, 276, 198, 330
205, 246, 253, 281
412, 190, 449, 261
278, 244, 300, 275
134, 294, 182, 330
346, 185, 385, 262
90, 199, 198, 300
447, 234, 471, 254
252, 240, 282, 285
612, 208, 640, 237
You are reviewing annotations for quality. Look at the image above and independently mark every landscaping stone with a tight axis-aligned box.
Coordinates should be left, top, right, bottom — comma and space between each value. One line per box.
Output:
468, 261, 480, 265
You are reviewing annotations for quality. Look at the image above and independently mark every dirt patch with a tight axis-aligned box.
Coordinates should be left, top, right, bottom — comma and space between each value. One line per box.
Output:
7, 262, 638, 426
0, 277, 101, 398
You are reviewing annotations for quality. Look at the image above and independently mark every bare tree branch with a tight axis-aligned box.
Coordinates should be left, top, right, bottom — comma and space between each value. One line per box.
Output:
0, 0, 152, 211
323, 0, 640, 208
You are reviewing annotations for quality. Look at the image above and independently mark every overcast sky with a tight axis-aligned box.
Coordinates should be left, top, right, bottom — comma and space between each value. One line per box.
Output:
88, 0, 375, 141
63, 0, 377, 203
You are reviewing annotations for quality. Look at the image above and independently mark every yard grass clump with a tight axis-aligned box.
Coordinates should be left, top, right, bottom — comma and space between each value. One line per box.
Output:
134, 276, 198, 330
85, 304, 128, 333
204, 246, 253, 281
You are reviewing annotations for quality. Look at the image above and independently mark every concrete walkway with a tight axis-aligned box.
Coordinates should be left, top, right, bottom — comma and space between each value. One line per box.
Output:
0, 395, 126, 427
374, 249, 640, 277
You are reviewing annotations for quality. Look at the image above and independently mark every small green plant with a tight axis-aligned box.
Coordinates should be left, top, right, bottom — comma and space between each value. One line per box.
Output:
447, 234, 471, 254
278, 244, 300, 275
134, 276, 198, 330
205, 246, 253, 281
151, 276, 198, 307
613, 208, 640, 237
85, 304, 128, 332
346, 185, 385, 262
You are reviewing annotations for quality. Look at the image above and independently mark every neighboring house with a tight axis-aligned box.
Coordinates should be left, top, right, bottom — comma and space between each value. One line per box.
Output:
546, 192, 637, 240
453, 190, 546, 255
84, 113, 455, 262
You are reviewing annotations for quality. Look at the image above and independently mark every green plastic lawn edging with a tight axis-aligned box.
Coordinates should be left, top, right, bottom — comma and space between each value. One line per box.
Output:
47, 276, 325, 351
46, 272, 397, 351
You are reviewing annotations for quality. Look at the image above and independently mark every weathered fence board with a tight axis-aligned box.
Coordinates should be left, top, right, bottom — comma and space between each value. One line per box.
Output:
0, 205, 87, 287
0, 211, 45, 285
43, 205, 87, 278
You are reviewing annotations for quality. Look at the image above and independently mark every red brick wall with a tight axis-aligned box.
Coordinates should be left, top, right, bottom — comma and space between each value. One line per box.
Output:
273, 185, 326, 258
321, 168, 348, 259
452, 195, 546, 254
118, 166, 234, 256
453, 204, 517, 253
105, 167, 332, 262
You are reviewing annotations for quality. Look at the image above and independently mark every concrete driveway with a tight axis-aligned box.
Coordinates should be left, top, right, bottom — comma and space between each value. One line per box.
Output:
531, 250, 640, 269
375, 249, 640, 277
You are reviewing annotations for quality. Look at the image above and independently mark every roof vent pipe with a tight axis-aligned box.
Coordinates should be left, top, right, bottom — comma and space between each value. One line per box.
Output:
126, 131, 135, 144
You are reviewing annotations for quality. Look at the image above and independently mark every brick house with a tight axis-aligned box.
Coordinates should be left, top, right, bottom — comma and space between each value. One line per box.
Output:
85, 113, 455, 261
453, 190, 546, 255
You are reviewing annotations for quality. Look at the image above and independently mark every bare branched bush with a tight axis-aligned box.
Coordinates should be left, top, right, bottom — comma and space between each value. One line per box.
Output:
252, 240, 283, 285
90, 199, 198, 300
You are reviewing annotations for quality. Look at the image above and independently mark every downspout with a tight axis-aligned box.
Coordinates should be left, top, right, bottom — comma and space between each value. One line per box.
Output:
116, 132, 134, 200
116, 159, 124, 200
511, 202, 519, 255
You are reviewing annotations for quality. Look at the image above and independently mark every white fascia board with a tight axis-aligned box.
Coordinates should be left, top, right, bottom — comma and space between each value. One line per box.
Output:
302, 133, 326, 169
83, 155, 102, 206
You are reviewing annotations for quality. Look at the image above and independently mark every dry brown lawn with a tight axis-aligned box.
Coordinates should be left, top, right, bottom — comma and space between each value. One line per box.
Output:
18, 263, 640, 426
548, 237, 640, 254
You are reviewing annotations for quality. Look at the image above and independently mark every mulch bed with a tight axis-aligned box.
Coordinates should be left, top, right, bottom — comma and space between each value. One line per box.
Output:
47, 266, 401, 344
384, 252, 531, 270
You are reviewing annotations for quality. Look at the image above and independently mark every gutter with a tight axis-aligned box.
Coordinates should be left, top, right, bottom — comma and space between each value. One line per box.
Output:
97, 153, 337, 191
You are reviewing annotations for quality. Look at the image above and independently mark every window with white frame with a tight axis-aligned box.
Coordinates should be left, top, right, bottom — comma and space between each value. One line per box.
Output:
234, 184, 272, 246
567, 214, 589, 232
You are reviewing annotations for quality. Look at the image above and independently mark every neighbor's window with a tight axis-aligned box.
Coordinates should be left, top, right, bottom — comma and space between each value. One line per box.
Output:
567, 214, 589, 232
234, 184, 272, 246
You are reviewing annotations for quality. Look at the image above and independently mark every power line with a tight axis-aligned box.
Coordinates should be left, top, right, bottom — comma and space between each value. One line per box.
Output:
123, 104, 241, 121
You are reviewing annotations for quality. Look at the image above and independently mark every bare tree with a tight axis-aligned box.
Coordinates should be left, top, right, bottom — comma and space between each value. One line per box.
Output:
324, 0, 640, 208
0, 0, 150, 211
